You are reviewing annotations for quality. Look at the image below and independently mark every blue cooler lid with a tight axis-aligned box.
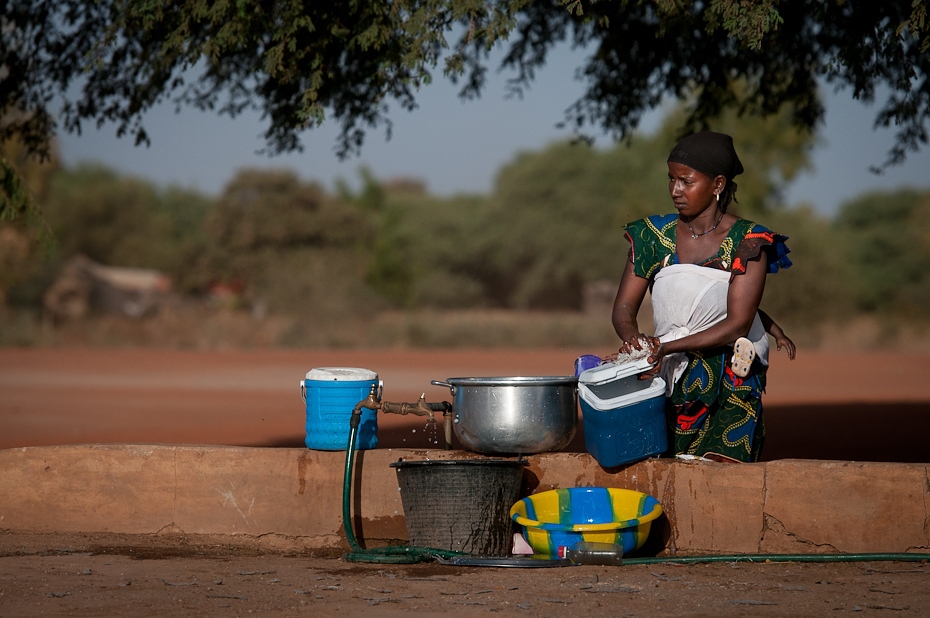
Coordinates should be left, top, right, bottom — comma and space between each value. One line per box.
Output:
305, 367, 378, 381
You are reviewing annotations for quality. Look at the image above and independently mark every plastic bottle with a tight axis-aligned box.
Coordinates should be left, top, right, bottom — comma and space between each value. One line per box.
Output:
557, 542, 624, 565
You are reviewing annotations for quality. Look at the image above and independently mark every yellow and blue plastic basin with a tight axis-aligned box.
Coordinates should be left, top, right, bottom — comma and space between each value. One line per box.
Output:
510, 487, 663, 557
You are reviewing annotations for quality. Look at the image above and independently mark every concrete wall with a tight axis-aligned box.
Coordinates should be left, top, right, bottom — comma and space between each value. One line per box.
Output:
1, 445, 928, 555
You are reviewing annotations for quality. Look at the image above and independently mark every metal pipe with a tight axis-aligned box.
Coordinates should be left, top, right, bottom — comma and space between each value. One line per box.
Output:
352, 386, 454, 449
380, 395, 451, 421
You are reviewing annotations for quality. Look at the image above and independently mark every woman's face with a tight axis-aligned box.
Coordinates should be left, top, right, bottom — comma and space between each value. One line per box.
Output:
667, 162, 723, 217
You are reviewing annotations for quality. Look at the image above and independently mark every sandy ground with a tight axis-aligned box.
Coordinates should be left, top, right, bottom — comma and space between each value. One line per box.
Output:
1, 347, 929, 615
2, 530, 929, 617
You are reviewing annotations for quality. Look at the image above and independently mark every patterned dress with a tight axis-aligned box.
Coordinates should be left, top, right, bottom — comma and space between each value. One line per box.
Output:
624, 214, 792, 462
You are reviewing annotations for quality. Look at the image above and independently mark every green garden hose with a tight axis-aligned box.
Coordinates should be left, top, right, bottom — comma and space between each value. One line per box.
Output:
341, 404, 466, 564
621, 552, 929, 566
339, 399, 928, 567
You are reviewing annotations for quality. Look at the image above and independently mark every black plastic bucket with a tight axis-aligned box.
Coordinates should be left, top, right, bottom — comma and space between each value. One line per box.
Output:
390, 459, 526, 556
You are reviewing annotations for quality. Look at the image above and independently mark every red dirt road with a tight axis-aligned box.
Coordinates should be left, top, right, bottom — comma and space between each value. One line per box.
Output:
2, 347, 928, 462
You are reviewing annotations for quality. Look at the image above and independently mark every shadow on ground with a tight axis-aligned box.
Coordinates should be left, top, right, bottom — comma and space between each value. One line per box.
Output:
258, 402, 930, 464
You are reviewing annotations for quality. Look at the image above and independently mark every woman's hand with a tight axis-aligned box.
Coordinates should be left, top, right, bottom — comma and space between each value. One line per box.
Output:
618, 334, 658, 356
645, 338, 664, 365
616, 335, 664, 380
642, 338, 665, 380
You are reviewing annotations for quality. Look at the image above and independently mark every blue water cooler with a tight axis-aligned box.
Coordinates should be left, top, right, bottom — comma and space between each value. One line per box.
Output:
301, 367, 380, 450
578, 358, 668, 467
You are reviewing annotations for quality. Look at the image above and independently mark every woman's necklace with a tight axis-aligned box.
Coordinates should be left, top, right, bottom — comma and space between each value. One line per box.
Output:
686, 211, 724, 240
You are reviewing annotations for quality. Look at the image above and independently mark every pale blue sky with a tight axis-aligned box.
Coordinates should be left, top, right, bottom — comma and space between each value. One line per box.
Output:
59, 44, 930, 217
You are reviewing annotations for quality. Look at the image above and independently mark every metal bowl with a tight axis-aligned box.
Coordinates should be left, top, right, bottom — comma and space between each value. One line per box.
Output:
431, 376, 578, 455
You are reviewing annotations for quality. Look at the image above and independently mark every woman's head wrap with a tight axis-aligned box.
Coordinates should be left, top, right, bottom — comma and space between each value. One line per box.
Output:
667, 131, 744, 180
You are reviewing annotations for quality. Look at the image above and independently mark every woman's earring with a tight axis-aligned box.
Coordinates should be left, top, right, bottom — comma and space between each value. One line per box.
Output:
715, 193, 720, 203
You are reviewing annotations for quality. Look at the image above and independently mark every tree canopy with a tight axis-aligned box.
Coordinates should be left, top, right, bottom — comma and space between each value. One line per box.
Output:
2, 0, 928, 217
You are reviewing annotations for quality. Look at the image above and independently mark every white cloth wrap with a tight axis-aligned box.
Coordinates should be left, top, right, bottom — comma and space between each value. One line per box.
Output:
651, 264, 768, 396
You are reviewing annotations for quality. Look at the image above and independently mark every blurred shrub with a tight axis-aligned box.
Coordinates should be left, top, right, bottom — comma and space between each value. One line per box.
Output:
478, 137, 671, 309
0, 137, 58, 306
758, 206, 855, 332
6, 163, 210, 308
190, 169, 384, 321
367, 191, 491, 308
833, 189, 930, 317
41, 165, 208, 270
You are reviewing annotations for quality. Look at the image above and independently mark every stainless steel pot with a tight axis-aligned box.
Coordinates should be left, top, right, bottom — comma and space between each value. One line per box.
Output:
430, 376, 578, 455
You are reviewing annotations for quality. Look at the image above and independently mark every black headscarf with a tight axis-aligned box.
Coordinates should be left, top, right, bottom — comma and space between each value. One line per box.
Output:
667, 131, 744, 180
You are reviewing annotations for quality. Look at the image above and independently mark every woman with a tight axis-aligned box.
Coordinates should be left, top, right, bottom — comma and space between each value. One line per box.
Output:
612, 131, 792, 463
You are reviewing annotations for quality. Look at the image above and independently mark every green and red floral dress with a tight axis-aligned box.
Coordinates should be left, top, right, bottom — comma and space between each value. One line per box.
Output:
624, 214, 792, 462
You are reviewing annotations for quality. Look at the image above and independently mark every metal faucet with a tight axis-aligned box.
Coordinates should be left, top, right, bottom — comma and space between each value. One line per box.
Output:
352, 385, 454, 449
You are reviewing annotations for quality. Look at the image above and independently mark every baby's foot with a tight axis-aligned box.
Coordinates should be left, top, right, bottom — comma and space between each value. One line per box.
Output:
731, 337, 755, 378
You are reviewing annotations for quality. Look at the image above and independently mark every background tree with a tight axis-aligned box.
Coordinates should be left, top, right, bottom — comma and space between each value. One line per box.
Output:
41, 165, 210, 271
2, 163, 210, 309
192, 169, 381, 324
0, 136, 57, 305
2, 0, 928, 219
833, 189, 930, 317
365, 103, 817, 312
367, 190, 491, 309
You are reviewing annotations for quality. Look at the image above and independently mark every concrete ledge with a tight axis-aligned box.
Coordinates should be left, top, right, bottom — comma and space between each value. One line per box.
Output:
1, 445, 928, 555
